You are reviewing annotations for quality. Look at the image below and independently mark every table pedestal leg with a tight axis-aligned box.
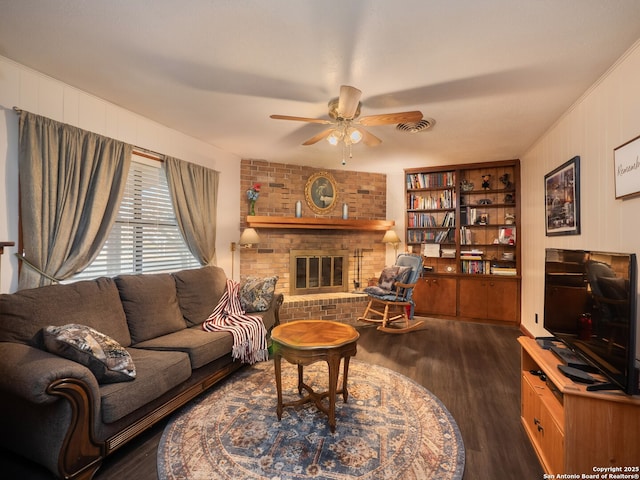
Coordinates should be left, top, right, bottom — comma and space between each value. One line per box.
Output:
274, 354, 283, 420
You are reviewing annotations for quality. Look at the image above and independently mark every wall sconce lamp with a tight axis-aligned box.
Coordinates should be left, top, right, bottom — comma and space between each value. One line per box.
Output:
231, 228, 261, 280
382, 229, 401, 258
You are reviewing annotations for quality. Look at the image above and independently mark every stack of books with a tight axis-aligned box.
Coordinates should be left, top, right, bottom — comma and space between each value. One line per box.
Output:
491, 266, 517, 276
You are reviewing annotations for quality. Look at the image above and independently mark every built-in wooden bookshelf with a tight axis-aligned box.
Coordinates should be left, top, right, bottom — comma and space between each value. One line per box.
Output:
405, 160, 521, 324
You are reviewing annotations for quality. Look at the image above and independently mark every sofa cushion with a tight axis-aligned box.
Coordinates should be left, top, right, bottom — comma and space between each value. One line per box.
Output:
0, 277, 131, 347
173, 266, 228, 326
43, 324, 136, 384
134, 326, 234, 369
240, 275, 278, 312
115, 273, 186, 344
99, 348, 191, 424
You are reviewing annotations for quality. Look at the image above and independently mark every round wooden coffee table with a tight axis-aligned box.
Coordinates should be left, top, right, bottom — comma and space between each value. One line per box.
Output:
271, 320, 359, 432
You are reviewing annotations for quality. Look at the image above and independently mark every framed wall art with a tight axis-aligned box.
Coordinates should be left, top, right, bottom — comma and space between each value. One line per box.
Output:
544, 156, 580, 236
305, 171, 337, 214
614, 134, 640, 199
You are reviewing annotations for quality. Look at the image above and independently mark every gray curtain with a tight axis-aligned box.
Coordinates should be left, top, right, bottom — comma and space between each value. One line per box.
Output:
18, 111, 132, 289
164, 156, 219, 266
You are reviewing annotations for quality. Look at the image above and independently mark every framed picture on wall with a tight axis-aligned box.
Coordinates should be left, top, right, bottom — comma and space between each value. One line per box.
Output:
614, 134, 640, 199
305, 171, 338, 215
544, 156, 580, 236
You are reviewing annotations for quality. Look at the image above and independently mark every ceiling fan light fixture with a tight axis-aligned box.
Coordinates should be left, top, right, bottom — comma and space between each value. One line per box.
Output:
326, 130, 343, 146
347, 127, 363, 144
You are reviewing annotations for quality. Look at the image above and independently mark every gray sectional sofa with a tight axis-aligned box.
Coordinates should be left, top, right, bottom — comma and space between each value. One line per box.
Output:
0, 265, 283, 480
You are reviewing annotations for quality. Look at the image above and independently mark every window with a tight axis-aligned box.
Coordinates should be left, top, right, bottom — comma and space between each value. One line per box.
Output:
71, 154, 199, 281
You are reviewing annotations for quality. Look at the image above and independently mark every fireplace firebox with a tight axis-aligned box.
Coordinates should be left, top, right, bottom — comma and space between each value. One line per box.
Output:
289, 250, 349, 295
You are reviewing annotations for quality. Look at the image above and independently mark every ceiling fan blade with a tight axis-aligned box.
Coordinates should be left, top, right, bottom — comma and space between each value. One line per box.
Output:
270, 114, 332, 125
337, 85, 362, 119
302, 128, 335, 145
360, 128, 382, 147
358, 111, 424, 126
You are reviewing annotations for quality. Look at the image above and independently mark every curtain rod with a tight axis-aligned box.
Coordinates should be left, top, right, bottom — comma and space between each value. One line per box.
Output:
13, 107, 162, 161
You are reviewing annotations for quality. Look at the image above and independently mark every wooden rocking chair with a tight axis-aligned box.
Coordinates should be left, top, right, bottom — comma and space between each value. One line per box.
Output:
358, 253, 424, 333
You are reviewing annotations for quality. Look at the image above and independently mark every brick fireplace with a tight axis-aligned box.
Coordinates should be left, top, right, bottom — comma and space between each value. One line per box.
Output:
239, 160, 391, 322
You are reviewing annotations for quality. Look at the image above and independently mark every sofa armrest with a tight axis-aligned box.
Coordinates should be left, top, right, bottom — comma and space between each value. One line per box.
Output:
0, 341, 100, 405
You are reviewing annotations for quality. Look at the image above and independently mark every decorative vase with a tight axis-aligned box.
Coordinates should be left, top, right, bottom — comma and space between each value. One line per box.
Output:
249, 200, 256, 216
295, 200, 302, 218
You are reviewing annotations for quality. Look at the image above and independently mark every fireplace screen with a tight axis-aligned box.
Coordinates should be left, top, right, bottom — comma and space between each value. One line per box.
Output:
290, 250, 349, 295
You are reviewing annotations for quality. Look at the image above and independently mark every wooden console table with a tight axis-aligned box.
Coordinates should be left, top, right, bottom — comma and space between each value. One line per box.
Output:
271, 320, 359, 432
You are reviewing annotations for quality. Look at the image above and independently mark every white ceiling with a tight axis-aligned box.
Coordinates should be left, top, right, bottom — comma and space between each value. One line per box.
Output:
2, 0, 640, 173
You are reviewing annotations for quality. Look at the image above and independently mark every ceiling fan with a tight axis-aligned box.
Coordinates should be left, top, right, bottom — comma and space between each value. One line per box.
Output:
270, 85, 424, 164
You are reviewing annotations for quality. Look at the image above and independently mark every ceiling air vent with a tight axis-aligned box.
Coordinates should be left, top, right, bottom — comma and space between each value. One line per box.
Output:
396, 118, 435, 133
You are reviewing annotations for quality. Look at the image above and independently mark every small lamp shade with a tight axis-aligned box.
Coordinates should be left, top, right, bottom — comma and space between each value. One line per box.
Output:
382, 230, 401, 245
382, 230, 401, 257
239, 228, 260, 247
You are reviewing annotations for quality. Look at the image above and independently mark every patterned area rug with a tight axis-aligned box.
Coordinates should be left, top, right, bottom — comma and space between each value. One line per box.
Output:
158, 359, 465, 480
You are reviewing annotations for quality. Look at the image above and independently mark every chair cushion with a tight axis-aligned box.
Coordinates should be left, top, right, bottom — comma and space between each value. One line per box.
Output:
364, 285, 394, 297
240, 276, 278, 312
43, 324, 136, 384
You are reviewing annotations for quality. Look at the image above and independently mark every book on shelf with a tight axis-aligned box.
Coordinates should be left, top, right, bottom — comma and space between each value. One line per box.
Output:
460, 259, 491, 274
460, 226, 473, 245
461, 249, 483, 255
422, 243, 441, 258
406, 172, 455, 189
441, 248, 456, 258
434, 229, 451, 243
491, 267, 517, 276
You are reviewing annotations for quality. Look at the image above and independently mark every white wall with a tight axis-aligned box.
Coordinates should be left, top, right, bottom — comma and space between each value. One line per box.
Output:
520, 40, 640, 354
0, 56, 241, 293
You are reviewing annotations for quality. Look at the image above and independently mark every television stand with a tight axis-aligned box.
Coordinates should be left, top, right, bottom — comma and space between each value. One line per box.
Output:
519, 336, 640, 475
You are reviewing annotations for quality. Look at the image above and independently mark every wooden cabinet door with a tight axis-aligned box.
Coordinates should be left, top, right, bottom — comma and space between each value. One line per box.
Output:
413, 276, 457, 316
537, 400, 565, 475
458, 277, 487, 318
459, 277, 519, 323
486, 278, 519, 322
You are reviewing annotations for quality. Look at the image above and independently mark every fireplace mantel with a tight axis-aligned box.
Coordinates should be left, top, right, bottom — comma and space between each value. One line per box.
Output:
246, 216, 394, 231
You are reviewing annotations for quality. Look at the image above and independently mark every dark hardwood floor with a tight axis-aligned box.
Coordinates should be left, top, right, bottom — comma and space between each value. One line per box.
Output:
1, 317, 543, 479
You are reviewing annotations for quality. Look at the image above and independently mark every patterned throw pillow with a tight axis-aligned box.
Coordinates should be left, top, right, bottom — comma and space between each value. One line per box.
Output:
240, 276, 278, 312
377, 266, 413, 291
43, 324, 136, 384
395, 265, 413, 285
378, 266, 400, 290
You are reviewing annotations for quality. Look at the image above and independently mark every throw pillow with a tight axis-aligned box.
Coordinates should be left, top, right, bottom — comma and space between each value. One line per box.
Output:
378, 266, 400, 290
43, 324, 136, 384
240, 276, 278, 312
395, 265, 413, 285
377, 265, 413, 291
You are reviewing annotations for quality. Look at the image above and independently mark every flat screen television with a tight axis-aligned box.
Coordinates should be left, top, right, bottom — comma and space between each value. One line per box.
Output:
543, 248, 638, 394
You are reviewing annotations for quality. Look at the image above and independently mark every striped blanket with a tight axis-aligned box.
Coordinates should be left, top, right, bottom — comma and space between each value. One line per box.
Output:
202, 278, 269, 364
